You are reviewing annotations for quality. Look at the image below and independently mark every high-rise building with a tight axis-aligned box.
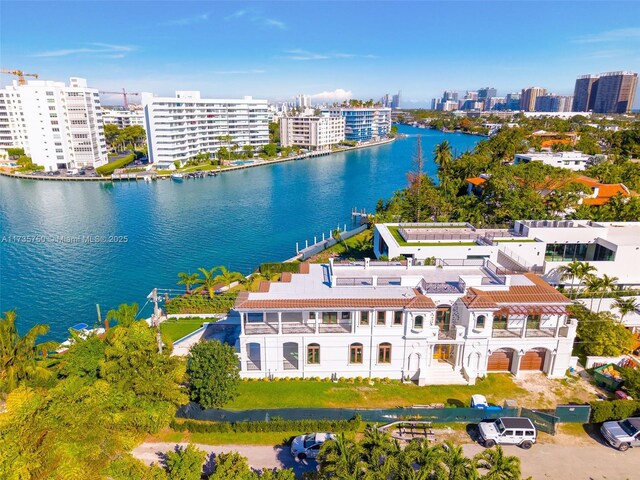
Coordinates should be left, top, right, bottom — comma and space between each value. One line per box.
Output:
464, 91, 479, 101
505, 93, 521, 110
572, 74, 599, 112
391, 92, 401, 110
478, 87, 497, 100
295, 94, 311, 109
142, 91, 269, 168
572, 71, 638, 113
380, 94, 391, 107
320, 107, 391, 142
534, 94, 574, 112
431, 98, 442, 110
280, 114, 345, 151
102, 109, 145, 128
485, 97, 507, 111
443, 90, 459, 102
520, 87, 547, 112
0, 77, 107, 171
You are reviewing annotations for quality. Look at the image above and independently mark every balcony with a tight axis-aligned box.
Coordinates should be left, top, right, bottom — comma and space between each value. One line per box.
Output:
244, 320, 351, 335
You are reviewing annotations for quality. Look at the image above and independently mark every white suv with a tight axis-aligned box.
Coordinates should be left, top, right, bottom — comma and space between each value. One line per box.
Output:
478, 417, 537, 449
291, 432, 337, 460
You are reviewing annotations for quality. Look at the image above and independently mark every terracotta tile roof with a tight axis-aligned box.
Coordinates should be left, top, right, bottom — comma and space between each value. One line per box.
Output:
235, 294, 435, 311
462, 273, 570, 308
281, 272, 293, 283
467, 177, 487, 186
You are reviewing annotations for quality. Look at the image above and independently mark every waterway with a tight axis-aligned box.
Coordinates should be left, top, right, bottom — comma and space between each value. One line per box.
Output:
0, 125, 482, 339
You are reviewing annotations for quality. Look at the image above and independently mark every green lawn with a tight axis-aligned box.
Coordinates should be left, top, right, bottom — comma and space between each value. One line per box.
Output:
160, 317, 207, 342
387, 226, 477, 247
227, 374, 527, 410
309, 229, 375, 263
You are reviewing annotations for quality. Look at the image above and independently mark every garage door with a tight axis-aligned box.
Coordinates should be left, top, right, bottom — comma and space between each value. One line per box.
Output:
487, 350, 513, 371
521, 350, 545, 371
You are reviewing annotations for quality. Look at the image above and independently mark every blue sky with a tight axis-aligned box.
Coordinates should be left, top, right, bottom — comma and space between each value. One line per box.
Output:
2, 1, 640, 107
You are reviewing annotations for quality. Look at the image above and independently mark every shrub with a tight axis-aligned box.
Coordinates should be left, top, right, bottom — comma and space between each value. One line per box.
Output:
170, 415, 362, 434
96, 153, 135, 176
591, 400, 640, 423
164, 293, 238, 314
259, 262, 300, 277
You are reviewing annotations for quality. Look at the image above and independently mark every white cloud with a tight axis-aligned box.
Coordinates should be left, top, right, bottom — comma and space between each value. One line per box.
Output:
574, 27, 640, 44
310, 89, 353, 102
282, 49, 378, 61
214, 69, 265, 75
225, 9, 286, 29
31, 43, 136, 58
586, 49, 628, 59
162, 13, 210, 26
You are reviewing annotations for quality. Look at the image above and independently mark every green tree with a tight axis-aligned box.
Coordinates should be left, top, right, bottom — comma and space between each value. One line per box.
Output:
317, 433, 365, 479
107, 454, 168, 480
214, 266, 245, 290
0, 310, 58, 393
187, 340, 240, 408
105, 302, 139, 328
559, 261, 592, 300
243, 145, 254, 158
574, 308, 636, 356
58, 334, 106, 380
209, 451, 257, 480
474, 446, 521, 480
597, 274, 619, 312
6, 147, 25, 158
165, 444, 206, 480
620, 368, 640, 399
263, 143, 277, 157
439, 441, 478, 480
192, 267, 222, 299
434, 141, 453, 196
104, 123, 121, 147
177, 271, 201, 294
613, 297, 639, 324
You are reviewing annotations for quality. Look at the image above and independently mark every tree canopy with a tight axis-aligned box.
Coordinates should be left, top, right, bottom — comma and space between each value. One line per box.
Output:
186, 340, 240, 408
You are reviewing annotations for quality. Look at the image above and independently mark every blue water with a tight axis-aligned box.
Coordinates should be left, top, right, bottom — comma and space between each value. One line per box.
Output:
0, 125, 482, 340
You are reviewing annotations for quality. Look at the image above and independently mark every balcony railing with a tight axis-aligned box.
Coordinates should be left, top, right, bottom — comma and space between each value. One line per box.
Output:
492, 328, 521, 338
526, 327, 556, 337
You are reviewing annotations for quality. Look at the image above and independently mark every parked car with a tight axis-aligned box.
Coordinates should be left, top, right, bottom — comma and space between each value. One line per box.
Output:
291, 432, 337, 460
477, 417, 537, 449
600, 417, 640, 451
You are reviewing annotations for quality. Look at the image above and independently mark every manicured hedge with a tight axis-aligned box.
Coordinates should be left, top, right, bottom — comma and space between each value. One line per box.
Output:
170, 415, 361, 434
590, 400, 640, 423
96, 153, 135, 176
164, 293, 238, 314
259, 262, 300, 276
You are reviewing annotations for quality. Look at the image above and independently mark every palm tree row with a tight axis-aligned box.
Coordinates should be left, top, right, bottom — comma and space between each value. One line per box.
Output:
318, 428, 521, 480
177, 266, 245, 299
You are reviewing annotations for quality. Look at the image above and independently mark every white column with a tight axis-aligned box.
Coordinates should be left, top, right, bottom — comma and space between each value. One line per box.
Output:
554, 314, 562, 337
240, 312, 245, 335
315, 313, 320, 334
278, 312, 282, 334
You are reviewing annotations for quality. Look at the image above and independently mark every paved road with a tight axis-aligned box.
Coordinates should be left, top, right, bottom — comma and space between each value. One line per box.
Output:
134, 441, 640, 479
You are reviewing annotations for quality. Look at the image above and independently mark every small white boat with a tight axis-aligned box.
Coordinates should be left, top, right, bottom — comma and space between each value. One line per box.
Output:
171, 173, 184, 181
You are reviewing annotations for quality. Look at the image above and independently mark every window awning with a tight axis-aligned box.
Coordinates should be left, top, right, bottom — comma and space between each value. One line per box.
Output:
496, 305, 567, 316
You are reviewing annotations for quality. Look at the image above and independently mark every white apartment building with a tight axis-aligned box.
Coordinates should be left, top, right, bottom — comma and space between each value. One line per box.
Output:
142, 91, 269, 168
234, 259, 576, 384
0, 77, 108, 171
513, 151, 601, 171
280, 115, 345, 151
374, 221, 640, 289
102, 109, 145, 129
320, 107, 391, 142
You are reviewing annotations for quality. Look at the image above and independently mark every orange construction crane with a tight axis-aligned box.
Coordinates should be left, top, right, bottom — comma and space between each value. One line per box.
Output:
0, 69, 39, 85
99, 88, 140, 109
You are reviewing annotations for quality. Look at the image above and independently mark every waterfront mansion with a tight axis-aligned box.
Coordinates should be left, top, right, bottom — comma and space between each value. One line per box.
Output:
234, 258, 576, 385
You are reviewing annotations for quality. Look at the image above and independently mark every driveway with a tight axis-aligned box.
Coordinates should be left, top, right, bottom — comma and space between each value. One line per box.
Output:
133, 441, 640, 479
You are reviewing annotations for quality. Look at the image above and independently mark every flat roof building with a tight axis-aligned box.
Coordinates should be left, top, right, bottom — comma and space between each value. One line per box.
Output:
320, 107, 391, 142
572, 71, 638, 114
280, 115, 345, 151
513, 151, 599, 171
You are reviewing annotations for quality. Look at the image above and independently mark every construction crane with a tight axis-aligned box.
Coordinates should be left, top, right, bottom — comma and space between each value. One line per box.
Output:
0, 69, 39, 85
99, 88, 140, 109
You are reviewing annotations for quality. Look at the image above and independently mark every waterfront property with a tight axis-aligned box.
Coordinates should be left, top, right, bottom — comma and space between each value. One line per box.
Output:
233, 258, 576, 385
102, 108, 145, 129
0, 77, 108, 171
320, 107, 391, 142
141, 91, 269, 168
513, 151, 602, 171
373, 221, 640, 289
279, 114, 345, 151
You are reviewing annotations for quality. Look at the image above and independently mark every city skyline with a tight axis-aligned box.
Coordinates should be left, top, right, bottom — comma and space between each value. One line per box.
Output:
1, 1, 640, 108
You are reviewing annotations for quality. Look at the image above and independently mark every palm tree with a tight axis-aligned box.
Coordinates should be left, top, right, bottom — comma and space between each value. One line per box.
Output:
597, 274, 619, 312
105, 302, 139, 328
433, 141, 453, 196
214, 266, 245, 291
559, 260, 583, 300
192, 267, 221, 299
584, 275, 604, 312
576, 262, 597, 291
318, 433, 365, 480
0, 310, 59, 393
474, 446, 521, 480
360, 427, 400, 477
613, 297, 639, 324
439, 441, 478, 480
405, 438, 446, 479
177, 271, 201, 294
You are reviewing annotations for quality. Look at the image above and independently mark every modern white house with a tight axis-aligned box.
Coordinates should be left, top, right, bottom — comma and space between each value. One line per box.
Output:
0, 77, 108, 171
319, 107, 391, 142
142, 91, 269, 168
513, 151, 602, 171
374, 221, 640, 289
102, 109, 145, 129
279, 114, 345, 151
234, 259, 576, 385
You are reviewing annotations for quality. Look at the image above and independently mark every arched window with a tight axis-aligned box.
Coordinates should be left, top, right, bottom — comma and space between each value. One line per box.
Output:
476, 315, 486, 329
307, 343, 320, 364
350, 343, 363, 364
414, 315, 424, 330
378, 342, 392, 364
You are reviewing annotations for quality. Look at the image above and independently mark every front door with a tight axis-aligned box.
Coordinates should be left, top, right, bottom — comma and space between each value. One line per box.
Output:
433, 344, 451, 360
436, 307, 451, 331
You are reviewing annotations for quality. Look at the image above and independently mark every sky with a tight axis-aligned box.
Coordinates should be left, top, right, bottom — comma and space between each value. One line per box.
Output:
1, 0, 640, 108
